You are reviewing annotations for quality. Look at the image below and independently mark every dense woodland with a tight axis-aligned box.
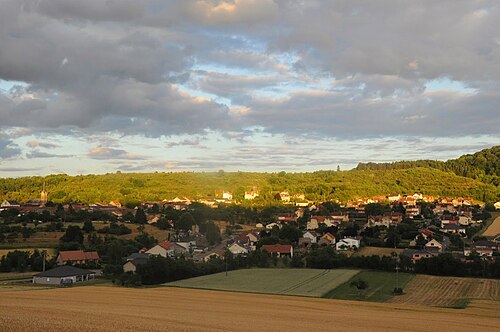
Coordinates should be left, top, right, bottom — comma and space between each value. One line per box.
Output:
356, 146, 500, 186
0, 168, 498, 206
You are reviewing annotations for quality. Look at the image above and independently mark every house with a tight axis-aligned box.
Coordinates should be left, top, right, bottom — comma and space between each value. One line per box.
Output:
495, 201, 500, 210
123, 253, 150, 273
330, 212, 349, 223
387, 194, 401, 202
275, 191, 290, 202
410, 250, 436, 263
441, 224, 466, 235
33, 266, 95, 285
109, 200, 122, 208
56, 251, 100, 266
1, 200, 20, 208
302, 231, 318, 244
222, 192, 233, 200
276, 213, 297, 223
146, 241, 175, 257
228, 242, 248, 255
306, 218, 319, 230
384, 212, 403, 223
405, 205, 421, 219
266, 222, 281, 230
147, 214, 161, 224
424, 239, 444, 253
318, 232, 336, 246
458, 216, 472, 226
261, 244, 293, 258
244, 191, 259, 200
336, 238, 360, 250
471, 240, 498, 257
440, 215, 459, 227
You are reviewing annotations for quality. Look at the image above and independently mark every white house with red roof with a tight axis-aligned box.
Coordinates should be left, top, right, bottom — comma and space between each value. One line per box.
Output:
146, 241, 175, 257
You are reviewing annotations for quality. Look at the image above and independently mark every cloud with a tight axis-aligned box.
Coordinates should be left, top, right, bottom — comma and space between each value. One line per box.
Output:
0, 134, 21, 158
26, 150, 73, 159
26, 140, 60, 149
166, 137, 207, 149
88, 147, 146, 160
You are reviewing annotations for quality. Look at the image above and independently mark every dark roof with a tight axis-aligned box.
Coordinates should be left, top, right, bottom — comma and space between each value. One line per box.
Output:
34, 265, 94, 278
127, 258, 149, 266
128, 253, 150, 260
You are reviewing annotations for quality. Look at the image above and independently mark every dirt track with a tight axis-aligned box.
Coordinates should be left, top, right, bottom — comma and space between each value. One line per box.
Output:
0, 286, 499, 331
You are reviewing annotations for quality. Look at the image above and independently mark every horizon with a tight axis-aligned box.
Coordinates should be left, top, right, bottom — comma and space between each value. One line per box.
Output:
1, 1, 499, 177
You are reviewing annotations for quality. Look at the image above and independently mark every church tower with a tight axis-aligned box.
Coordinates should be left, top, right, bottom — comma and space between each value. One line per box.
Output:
40, 182, 48, 205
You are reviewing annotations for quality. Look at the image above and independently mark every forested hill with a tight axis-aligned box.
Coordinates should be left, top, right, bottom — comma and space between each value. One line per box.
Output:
0, 168, 498, 205
356, 146, 500, 186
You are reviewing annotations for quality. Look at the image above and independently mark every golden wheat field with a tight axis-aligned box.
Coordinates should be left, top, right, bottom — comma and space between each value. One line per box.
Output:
0, 286, 499, 331
483, 216, 500, 237
389, 275, 500, 307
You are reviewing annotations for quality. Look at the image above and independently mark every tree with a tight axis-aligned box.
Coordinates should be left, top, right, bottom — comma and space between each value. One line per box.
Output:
176, 212, 195, 232
60, 225, 84, 244
83, 220, 95, 233
205, 222, 221, 245
350, 279, 369, 298
134, 208, 147, 224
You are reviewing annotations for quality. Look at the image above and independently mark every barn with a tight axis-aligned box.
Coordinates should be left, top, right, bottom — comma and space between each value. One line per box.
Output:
33, 266, 96, 285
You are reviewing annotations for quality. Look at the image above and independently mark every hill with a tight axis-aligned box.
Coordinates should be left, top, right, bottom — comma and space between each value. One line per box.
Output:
0, 167, 498, 205
0, 166, 498, 205
356, 146, 500, 186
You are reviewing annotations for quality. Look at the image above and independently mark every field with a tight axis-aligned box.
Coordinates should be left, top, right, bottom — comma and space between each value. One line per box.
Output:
482, 215, 500, 237
0, 247, 57, 259
323, 271, 414, 302
0, 223, 172, 250
167, 268, 360, 297
389, 275, 500, 308
351, 246, 403, 257
0, 286, 499, 331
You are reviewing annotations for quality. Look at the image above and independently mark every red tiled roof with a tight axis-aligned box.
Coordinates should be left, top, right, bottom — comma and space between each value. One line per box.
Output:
261, 244, 292, 254
158, 241, 174, 250
59, 250, 99, 262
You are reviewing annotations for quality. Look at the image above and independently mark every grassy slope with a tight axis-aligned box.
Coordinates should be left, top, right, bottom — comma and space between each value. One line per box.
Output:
166, 268, 360, 297
1, 167, 498, 204
322, 270, 414, 302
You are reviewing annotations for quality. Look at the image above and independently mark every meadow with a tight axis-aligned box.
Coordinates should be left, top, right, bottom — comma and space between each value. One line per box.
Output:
0, 286, 498, 331
166, 268, 360, 297
322, 270, 415, 302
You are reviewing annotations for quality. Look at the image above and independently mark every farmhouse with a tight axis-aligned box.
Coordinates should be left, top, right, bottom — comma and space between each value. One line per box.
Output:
261, 244, 293, 258
57, 250, 100, 266
33, 266, 95, 285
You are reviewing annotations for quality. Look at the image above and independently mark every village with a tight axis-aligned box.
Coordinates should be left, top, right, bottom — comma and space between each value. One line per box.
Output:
1, 185, 499, 286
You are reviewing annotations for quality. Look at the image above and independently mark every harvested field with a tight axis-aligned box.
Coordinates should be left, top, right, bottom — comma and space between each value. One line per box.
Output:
482, 215, 500, 237
351, 246, 403, 257
0, 286, 499, 331
389, 275, 500, 308
167, 268, 360, 297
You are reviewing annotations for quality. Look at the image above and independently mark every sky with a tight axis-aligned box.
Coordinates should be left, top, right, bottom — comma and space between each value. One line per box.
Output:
0, 0, 499, 177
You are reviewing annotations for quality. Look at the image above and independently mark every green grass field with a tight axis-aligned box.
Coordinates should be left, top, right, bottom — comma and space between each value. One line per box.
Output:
322, 270, 414, 302
166, 268, 361, 297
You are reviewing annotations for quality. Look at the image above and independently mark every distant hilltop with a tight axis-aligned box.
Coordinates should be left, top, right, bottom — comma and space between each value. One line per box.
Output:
0, 148, 498, 206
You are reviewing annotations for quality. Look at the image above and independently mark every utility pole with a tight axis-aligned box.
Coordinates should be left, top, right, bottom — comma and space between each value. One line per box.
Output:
42, 250, 47, 272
